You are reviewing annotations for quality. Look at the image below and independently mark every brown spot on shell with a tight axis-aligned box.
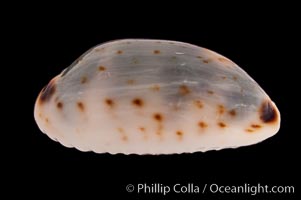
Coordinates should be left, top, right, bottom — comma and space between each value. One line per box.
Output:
45, 118, 49, 123
179, 85, 190, 95
198, 121, 208, 128
259, 100, 278, 123
228, 109, 236, 116
57, 102, 63, 109
81, 76, 87, 84
153, 113, 163, 122
251, 124, 262, 129
121, 135, 128, 141
95, 47, 105, 52
176, 131, 183, 140
194, 100, 204, 109
218, 122, 227, 128
218, 105, 225, 115
246, 129, 254, 133
156, 124, 163, 136
218, 57, 229, 63
176, 131, 183, 136
232, 76, 238, 81
171, 103, 181, 111
127, 79, 135, 85
207, 90, 214, 95
116, 50, 123, 54
77, 102, 84, 111
153, 50, 160, 54
221, 76, 227, 80
131, 57, 139, 64
203, 59, 211, 63
118, 127, 128, 141
105, 98, 114, 108
152, 114, 164, 135
139, 127, 145, 132
98, 66, 106, 71
132, 98, 143, 107
39, 80, 56, 103
196, 56, 203, 59
150, 84, 160, 91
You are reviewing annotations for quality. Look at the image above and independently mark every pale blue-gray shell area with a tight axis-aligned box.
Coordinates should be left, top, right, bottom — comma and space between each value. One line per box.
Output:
59, 39, 266, 119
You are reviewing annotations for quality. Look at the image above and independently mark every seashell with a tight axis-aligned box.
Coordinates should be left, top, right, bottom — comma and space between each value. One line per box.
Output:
34, 39, 280, 154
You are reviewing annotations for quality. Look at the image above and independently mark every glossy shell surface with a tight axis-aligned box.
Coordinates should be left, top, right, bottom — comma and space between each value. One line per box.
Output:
34, 39, 280, 154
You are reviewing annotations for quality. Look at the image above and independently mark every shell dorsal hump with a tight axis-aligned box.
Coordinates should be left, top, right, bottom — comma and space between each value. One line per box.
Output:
34, 39, 280, 155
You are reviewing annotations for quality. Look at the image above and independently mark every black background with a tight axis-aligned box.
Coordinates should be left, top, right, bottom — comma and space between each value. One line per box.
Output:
5, 3, 299, 199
